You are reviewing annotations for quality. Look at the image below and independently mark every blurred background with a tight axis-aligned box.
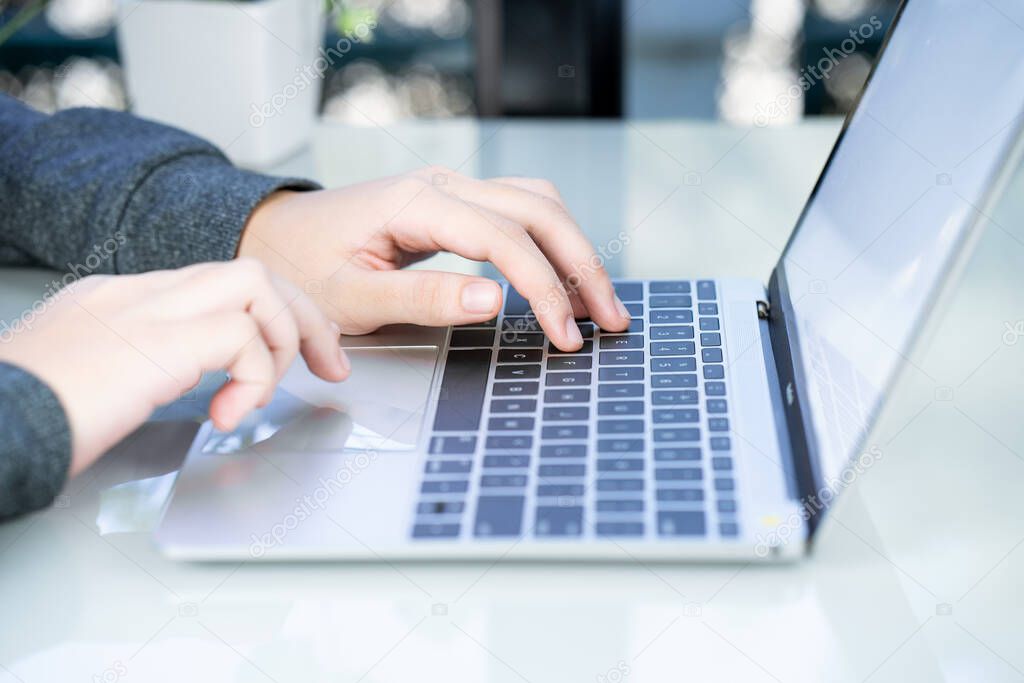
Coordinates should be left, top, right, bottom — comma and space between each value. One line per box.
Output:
0, 0, 898, 125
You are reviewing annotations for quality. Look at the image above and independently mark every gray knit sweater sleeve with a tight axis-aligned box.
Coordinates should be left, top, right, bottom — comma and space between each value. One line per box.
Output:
0, 94, 321, 520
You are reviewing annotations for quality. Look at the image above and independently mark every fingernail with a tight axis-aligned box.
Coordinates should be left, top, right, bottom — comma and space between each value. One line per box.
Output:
461, 281, 499, 314
564, 315, 584, 348
614, 295, 630, 321
338, 348, 351, 373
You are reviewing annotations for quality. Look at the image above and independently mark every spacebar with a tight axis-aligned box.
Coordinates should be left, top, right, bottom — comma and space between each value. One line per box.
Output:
433, 348, 492, 431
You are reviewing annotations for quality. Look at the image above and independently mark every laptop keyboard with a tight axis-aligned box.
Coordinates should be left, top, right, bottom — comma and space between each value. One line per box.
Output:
412, 280, 740, 542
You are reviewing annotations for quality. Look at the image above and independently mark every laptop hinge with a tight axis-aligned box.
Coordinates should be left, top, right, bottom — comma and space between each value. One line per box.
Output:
765, 270, 825, 536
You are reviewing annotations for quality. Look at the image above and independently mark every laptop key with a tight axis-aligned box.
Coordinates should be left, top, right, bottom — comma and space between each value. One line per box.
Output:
651, 357, 696, 373
486, 435, 533, 450
712, 456, 733, 471
654, 428, 700, 442
656, 488, 704, 502
699, 333, 721, 347
658, 511, 706, 536
501, 316, 542, 333
599, 367, 644, 381
696, 280, 716, 300
492, 381, 539, 396
416, 501, 466, 515
704, 382, 726, 396
652, 390, 698, 405
545, 389, 591, 403
708, 417, 729, 431
698, 318, 720, 332
474, 495, 525, 536
495, 364, 540, 380
483, 455, 530, 469
541, 425, 588, 440
701, 348, 724, 363
597, 419, 645, 434
624, 302, 643, 316
649, 280, 691, 294
537, 484, 584, 497
596, 499, 644, 513
598, 400, 644, 415
543, 406, 589, 421
649, 309, 693, 324
710, 437, 731, 451
720, 522, 740, 537
539, 464, 585, 477
654, 447, 701, 461
424, 459, 472, 475
717, 499, 738, 513
498, 349, 542, 363
597, 478, 644, 492
598, 384, 644, 398
707, 399, 728, 413
653, 409, 699, 423
597, 459, 644, 472
540, 444, 587, 458
599, 350, 644, 365
599, 335, 643, 350
535, 506, 583, 536
650, 326, 694, 341
714, 478, 736, 491
597, 438, 644, 453
488, 416, 535, 431
480, 474, 528, 488
501, 333, 545, 348
703, 365, 725, 380
421, 480, 469, 494
429, 435, 477, 454
433, 348, 491, 431
613, 282, 643, 301
546, 372, 591, 387
697, 302, 718, 315
650, 295, 692, 308
450, 329, 495, 348
655, 467, 703, 481
651, 374, 697, 388
596, 522, 644, 537
650, 341, 695, 356
491, 399, 537, 413
413, 523, 460, 538
547, 356, 592, 370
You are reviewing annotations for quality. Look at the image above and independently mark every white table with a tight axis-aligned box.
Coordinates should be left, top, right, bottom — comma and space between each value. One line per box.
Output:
2, 119, 1023, 683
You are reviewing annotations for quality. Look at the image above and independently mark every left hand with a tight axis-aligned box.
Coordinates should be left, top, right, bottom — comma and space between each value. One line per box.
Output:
237, 166, 630, 351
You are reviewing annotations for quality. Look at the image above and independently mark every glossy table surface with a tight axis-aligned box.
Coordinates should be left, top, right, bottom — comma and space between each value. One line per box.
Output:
2, 118, 1024, 682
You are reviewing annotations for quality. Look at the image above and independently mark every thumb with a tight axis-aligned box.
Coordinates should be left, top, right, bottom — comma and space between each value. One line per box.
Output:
343, 270, 503, 330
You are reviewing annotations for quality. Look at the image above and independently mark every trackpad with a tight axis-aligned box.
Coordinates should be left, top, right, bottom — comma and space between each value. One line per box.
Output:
199, 347, 438, 455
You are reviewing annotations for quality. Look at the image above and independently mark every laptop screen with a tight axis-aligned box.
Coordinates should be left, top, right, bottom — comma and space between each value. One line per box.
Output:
778, 0, 1024, 486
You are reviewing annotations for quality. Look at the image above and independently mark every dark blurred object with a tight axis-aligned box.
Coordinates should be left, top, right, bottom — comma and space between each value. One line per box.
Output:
475, 0, 623, 117
801, 0, 899, 115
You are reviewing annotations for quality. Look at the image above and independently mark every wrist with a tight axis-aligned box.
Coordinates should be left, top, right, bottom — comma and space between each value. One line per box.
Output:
237, 190, 301, 260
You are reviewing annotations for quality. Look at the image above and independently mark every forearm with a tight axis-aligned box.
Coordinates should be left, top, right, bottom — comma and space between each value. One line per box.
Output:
0, 94, 319, 273
0, 363, 71, 521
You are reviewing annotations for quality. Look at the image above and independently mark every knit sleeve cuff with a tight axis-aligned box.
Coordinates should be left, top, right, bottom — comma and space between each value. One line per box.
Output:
114, 151, 321, 273
0, 362, 72, 520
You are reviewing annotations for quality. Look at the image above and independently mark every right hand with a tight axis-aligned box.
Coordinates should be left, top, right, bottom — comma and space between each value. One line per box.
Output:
0, 259, 349, 476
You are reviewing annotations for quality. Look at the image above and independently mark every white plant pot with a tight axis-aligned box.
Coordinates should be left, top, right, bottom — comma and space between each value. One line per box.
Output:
117, 0, 324, 168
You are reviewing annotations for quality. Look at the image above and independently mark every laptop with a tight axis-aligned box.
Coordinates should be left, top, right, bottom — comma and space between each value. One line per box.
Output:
157, 0, 1024, 561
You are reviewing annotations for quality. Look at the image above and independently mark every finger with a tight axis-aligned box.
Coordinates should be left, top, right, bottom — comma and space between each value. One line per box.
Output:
398, 189, 582, 350
145, 259, 302, 383
453, 177, 629, 331
183, 312, 277, 430
269, 274, 350, 382
341, 269, 502, 329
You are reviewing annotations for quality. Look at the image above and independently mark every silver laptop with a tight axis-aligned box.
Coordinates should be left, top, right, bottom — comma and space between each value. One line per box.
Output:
157, 0, 1024, 561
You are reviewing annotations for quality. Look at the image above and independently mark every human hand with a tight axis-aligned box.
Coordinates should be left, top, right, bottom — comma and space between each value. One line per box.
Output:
0, 260, 349, 476
237, 167, 631, 351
